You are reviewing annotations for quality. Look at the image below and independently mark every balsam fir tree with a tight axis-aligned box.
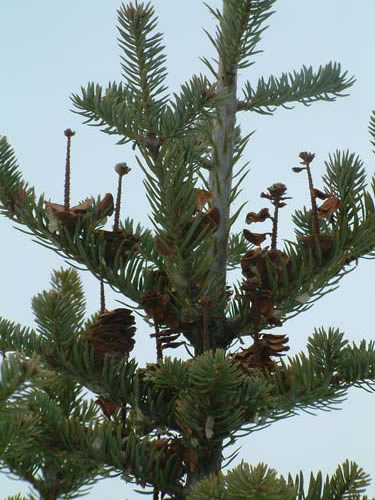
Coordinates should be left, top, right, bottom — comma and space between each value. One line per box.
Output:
1, 1, 375, 498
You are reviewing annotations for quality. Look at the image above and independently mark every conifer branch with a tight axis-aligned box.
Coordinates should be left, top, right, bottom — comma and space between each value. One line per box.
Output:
369, 110, 375, 153
71, 82, 156, 147
117, 1, 168, 132
0, 355, 37, 405
187, 460, 372, 500
202, 0, 276, 73
160, 75, 216, 139
239, 63, 355, 114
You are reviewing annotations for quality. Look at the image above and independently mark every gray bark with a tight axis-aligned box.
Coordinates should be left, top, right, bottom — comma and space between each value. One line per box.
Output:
185, 442, 223, 495
208, 20, 238, 317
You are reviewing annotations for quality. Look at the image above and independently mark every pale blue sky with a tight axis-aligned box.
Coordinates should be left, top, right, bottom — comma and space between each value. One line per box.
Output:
1, 1, 375, 498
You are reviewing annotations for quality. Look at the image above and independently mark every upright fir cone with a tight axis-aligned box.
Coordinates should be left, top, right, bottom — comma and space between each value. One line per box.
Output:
87, 308, 136, 363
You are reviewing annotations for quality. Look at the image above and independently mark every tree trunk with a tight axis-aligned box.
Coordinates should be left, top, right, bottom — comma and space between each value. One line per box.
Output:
208, 2, 238, 319
185, 441, 223, 495
187, 0, 239, 486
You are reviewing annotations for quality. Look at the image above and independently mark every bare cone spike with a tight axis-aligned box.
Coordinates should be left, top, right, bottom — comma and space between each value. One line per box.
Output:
113, 163, 131, 232
299, 152, 319, 235
262, 183, 290, 250
63, 129, 75, 211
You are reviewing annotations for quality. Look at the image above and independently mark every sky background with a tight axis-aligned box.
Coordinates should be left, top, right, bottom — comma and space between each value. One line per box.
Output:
1, 0, 375, 498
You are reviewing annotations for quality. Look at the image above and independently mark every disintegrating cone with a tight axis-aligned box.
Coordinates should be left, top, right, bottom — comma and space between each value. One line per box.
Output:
188, 206, 221, 242
201, 206, 220, 230
195, 188, 213, 210
243, 229, 269, 246
88, 308, 136, 362
150, 328, 183, 351
45, 199, 94, 231
233, 333, 289, 373
142, 438, 186, 483
140, 290, 179, 328
240, 248, 290, 288
311, 188, 330, 200
93, 229, 139, 265
317, 196, 341, 221
95, 193, 115, 218
45, 194, 115, 233
239, 248, 290, 326
95, 397, 118, 419
245, 208, 271, 224
154, 233, 177, 257
141, 290, 169, 321
299, 151, 315, 165
299, 234, 334, 258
